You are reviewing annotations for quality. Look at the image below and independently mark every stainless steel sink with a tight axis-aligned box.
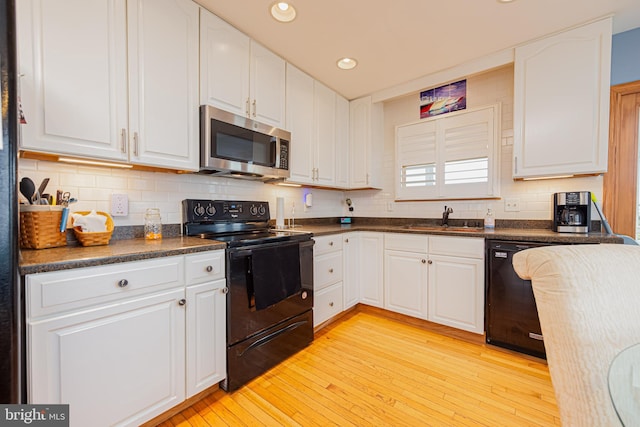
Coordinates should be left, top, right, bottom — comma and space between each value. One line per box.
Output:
404, 225, 485, 233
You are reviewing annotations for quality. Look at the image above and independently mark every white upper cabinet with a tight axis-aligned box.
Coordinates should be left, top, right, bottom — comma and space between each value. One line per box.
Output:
128, 0, 200, 170
200, 9, 285, 128
349, 96, 384, 189
285, 64, 347, 188
17, 0, 200, 171
285, 64, 315, 184
513, 18, 612, 179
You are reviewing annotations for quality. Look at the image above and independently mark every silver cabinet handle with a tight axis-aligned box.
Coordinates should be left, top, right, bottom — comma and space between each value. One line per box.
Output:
245, 98, 250, 116
329, 241, 334, 246
206, 265, 213, 273
252, 99, 257, 117
118, 279, 128, 288
133, 132, 139, 157
428, 260, 433, 265
178, 299, 186, 306
421, 259, 426, 264
221, 287, 229, 294
329, 268, 334, 273
329, 302, 334, 307
345, 238, 349, 243
120, 129, 127, 153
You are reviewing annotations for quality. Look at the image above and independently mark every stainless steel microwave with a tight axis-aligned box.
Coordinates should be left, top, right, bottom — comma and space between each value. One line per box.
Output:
200, 105, 290, 181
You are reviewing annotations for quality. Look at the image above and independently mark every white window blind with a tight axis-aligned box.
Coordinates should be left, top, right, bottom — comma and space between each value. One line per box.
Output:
395, 103, 500, 200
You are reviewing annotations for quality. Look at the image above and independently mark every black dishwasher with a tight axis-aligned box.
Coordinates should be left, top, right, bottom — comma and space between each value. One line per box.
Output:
485, 240, 553, 359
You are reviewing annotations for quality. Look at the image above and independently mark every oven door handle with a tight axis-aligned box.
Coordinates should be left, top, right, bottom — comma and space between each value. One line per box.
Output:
239, 319, 309, 357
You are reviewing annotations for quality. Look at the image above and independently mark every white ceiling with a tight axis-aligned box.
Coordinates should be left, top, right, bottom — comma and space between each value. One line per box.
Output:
195, 0, 640, 100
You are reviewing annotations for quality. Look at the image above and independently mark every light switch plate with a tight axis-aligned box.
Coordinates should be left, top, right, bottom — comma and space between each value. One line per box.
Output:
111, 194, 129, 216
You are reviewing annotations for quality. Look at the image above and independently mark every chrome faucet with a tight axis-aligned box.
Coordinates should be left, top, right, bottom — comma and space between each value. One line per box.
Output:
441, 206, 453, 226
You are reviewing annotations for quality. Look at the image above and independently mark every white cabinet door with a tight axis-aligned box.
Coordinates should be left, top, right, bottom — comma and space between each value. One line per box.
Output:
335, 94, 350, 188
199, 8, 250, 117
186, 279, 226, 398
359, 232, 384, 307
384, 250, 428, 319
342, 233, 360, 309
285, 64, 315, 184
127, 0, 199, 170
428, 255, 484, 334
314, 81, 337, 186
349, 96, 383, 189
513, 18, 611, 179
17, 0, 199, 170
250, 41, 286, 128
28, 288, 186, 427
17, 0, 129, 161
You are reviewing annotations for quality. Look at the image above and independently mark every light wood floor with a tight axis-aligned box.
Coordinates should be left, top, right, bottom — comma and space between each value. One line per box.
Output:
159, 308, 560, 426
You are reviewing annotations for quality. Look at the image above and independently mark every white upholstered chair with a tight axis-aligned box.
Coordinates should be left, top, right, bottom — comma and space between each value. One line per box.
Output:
513, 244, 640, 427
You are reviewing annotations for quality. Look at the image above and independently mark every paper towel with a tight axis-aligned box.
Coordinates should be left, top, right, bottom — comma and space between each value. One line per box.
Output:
276, 197, 285, 229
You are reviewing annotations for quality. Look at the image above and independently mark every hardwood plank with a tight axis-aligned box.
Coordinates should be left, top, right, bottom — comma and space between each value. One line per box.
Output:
161, 308, 560, 426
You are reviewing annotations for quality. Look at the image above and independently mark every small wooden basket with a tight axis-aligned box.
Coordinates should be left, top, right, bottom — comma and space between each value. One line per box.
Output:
19, 205, 68, 249
72, 211, 114, 247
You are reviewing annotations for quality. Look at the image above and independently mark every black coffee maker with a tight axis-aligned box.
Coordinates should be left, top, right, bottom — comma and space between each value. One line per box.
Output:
553, 191, 591, 233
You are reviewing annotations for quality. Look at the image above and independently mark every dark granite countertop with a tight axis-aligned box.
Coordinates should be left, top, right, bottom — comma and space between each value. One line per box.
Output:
20, 237, 226, 275
20, 217, 624, 275
288, 223, 624, 244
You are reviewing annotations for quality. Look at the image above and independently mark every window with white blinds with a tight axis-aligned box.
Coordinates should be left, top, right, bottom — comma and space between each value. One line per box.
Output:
395, 103, 500, 200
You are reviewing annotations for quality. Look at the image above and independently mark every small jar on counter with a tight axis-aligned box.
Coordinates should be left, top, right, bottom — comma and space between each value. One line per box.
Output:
144, 208, 162, 240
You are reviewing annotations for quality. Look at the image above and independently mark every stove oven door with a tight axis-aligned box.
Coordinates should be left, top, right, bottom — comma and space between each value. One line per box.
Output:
226, 239, 314, 346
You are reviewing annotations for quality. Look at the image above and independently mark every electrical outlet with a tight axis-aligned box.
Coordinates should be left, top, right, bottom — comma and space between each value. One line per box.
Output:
504, 198, 520, 212
111, 194, 129, 216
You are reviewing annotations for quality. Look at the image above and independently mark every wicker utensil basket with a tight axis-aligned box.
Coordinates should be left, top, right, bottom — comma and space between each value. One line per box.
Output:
19, 205, 68, 249
72, 211, 114, 246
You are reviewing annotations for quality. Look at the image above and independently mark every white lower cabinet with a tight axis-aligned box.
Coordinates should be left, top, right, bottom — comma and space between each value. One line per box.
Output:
29, 287, 186, 426
358, 232, 384, 308
427, 236, 485, 334
342, 233, 360, 309
384, 250, 428, 319
26, 250, 227, 427
313, 235, 344, 326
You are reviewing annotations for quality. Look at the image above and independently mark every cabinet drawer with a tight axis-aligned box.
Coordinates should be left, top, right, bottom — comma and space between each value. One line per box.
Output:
314, 282, 344, 326
27, 256, 185, 319
429, 236, 484, 259
314, 251, 343, 290
313, 235, 343, 255
185, 251, 225, 285
385, 233, 428, 253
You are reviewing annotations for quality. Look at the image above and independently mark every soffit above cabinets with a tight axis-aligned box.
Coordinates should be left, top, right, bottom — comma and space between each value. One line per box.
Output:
195, 0, 640, 101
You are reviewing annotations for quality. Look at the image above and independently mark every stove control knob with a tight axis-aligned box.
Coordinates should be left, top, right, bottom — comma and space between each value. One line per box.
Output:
250, 205, 259, 216
258, 205, 266, 216
193, 204, 205, 217
205, 204, 216, 216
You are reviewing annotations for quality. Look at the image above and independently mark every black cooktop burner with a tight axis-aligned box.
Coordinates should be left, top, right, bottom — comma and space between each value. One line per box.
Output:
199, 230, 311, 248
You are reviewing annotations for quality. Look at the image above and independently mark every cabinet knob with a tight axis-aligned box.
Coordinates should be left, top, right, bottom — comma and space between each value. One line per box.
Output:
329, 268, 334, 273
178, 299, 186, 306
221, 287, 229, 294
206, 265, 213, 273
329, 302, 334, 307
428, 260, 433, 265
345, 238, 349, 243
329, 241, 334, 246
421, 259, 426, 264
118, 279, 129, 288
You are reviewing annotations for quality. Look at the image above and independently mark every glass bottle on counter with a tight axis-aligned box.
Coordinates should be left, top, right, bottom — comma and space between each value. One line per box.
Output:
144, 208, 163, 240
484, 208, 495, 229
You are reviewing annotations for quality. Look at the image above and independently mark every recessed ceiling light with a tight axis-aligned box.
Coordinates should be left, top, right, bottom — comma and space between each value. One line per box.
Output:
337, 57, 358, 70
270, 2, 296, 23
497, 0, 516, 3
